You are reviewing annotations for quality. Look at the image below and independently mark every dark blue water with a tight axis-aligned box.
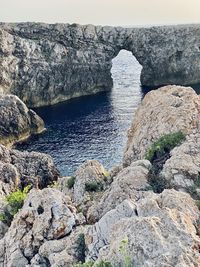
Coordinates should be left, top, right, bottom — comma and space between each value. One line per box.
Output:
16, 49, 200, 175
17, 50, 143, 175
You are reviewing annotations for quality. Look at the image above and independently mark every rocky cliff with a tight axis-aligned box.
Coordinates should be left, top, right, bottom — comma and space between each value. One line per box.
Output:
0, 23, 200, 107
0, 86, 200, 266
0, 94, 45, 146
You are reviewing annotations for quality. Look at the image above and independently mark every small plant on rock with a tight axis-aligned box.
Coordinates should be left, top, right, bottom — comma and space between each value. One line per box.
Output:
74, 261, 112, 267
85, 181, 104, 192
0, 185, 31, 226
196, 200, 200, 211
119, 238, 132, 267
145, 131, 186, 162
148, 167, 169, 193
47, 181, 59, 189
76, 233, 86, 263
145, 131, 186, 193
67, 176, 76, 189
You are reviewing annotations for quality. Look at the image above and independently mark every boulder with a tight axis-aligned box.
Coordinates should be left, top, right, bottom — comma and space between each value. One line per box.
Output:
0, 144, 59, 190
59, 160, 110, 221
87, 160, 152, 222
0, 188, 77, 267
86, 190, 200, 267
73, 160, 108, 205
161, 132, 200, 192
0, 94, 45, 147
124, 85, 200, 166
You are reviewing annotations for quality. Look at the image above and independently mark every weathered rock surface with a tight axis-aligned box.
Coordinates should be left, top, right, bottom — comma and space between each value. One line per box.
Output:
0, 23, 199, 107
0, 188, 77, 267
73, 160, 108, 205
124, 85, 200, 166
87, 160, 152, 222
161, 132, 200, 192
0, 144, 59, 190
0, 94, 45, 146
86, 190, 200, 267
58, 160, 109, 223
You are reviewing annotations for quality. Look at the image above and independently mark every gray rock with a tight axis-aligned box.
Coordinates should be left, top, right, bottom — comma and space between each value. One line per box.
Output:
73, 160, 108, 205
0, 94, 45, 146
0, 144, 59, 190
87, 190, 200, 267
124, 85, 200, 166
87, 160, 152, 222
0, 23, 199, 107
161, 132, 200, 191
0, 188, 77, 267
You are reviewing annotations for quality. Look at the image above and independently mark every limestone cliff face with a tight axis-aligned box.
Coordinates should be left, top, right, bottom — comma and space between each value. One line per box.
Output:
0, 94, 45, 147
0, 22, 199, 107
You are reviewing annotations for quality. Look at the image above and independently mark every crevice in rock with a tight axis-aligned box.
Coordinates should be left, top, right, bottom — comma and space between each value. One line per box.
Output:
134, 208, 138, 216
37, 205, 44, 215
43, 257, 51, 267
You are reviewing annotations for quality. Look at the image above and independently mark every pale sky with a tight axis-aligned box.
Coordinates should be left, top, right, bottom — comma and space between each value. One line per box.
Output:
0, 0, 200, 26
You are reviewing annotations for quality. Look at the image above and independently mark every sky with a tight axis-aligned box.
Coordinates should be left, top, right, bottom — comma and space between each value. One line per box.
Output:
0, 0, 199, 26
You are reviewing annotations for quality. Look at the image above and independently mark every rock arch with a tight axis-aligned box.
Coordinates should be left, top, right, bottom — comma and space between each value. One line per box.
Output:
0, 22, 199, 107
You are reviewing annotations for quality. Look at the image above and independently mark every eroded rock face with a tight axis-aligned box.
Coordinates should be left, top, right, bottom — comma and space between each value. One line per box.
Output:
73, 160, 108, 205
87, 160, 152, 222
0, 23, 199, 107
124, 85, 200, 167
161, 132, 200, 192
0, 188, 77, 267
0, 94, 45, 147
58, 160, 109, 223
0, 144, 59, 190
86, 190, 200, 267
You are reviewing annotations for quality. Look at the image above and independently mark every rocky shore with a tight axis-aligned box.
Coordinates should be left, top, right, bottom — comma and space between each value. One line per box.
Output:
0, 23, 200, 107
0, 94, 45, 147
0, 85, 199, 266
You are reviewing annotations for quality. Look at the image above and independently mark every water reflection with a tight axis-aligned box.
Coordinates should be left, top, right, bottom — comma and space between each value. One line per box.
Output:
17, 50, 200, 176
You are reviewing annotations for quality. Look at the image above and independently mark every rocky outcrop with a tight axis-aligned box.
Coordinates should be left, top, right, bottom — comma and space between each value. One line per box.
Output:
0, 23, 199, 107
59, 160, 110, 222
124, 85, 200, 167
0, 94, 45, 147
0, 188, 77, 267
86, 190, 200, 267
161, 132, 200, 193
87, 160, 152, 222
0, 144, 59, 190
73, 160, 108, 205
0, 84, 200, 266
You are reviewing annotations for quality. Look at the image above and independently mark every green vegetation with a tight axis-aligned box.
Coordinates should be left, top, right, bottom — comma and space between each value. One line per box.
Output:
187, 176, 200, 199
74, 261, 112, 267
145, 131, 186, 162
145, 131, 186, 193
85, 181, 104, 192
148, 167, 169, 193
76, 233, 86, 263
0, 185, 31, 226
47, 181, 59, 189
119, 238, 132, 267
75, 233, 109, 267
196, 200, 200, 211
74, 238, 134, 267
67, 176, 76, 189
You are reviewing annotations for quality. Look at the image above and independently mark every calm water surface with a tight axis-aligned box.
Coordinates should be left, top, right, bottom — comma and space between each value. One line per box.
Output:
17, 50, 200, 176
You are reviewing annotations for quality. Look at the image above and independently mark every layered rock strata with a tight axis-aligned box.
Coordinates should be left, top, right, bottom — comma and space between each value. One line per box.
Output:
0, 94, 45, 146
0, 144, 59, 190
0, 23, 199, 107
